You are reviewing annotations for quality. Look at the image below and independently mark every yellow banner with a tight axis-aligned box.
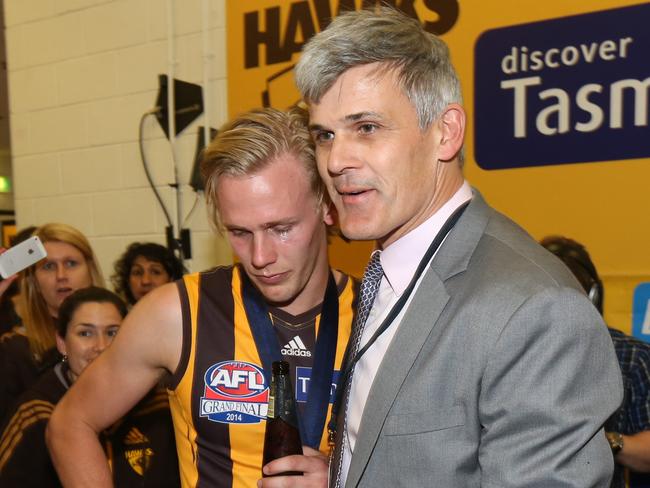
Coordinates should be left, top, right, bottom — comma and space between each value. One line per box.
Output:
227, 0, 650, 332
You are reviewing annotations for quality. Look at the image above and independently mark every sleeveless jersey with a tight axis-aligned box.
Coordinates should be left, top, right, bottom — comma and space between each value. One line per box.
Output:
169, 265, 355, 488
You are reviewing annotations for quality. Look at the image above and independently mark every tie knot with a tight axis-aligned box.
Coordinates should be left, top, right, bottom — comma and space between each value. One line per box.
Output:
363, 250, 383, 283
355, 251, 383, 330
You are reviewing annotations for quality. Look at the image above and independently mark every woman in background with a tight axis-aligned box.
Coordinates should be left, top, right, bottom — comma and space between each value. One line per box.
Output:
0, 223, 104, 422
111, 242, 184, 305
0, 287, 125, 487
1, 286, 181, 487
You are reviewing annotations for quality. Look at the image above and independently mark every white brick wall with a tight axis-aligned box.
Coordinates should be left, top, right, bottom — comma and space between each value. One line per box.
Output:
3, 0, 232, 285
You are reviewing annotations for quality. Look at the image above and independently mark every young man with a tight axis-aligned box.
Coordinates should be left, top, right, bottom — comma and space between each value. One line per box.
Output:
47, 107, 355, 488
263, 7, 623, 487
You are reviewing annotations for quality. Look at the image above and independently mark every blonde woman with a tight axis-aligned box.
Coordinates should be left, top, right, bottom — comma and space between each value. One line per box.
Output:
0, 223, 103, 422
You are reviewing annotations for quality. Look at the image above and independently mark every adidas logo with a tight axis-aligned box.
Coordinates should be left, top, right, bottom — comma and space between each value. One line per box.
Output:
281, 335, 312, 357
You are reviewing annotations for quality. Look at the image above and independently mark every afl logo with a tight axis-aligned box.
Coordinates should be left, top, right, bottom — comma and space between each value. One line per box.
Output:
200, 361, 269, 424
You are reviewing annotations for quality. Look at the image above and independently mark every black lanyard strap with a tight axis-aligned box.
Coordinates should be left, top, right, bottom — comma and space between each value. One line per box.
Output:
241, 268, 340, 448
328, 201, 469, 438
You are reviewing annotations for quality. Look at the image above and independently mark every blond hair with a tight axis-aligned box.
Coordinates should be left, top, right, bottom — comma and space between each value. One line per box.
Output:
21, 223, 104, 358
200, 106, 325, 231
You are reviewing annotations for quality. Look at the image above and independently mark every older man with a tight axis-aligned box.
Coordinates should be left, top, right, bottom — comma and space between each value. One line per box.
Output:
262, 7, 623, 488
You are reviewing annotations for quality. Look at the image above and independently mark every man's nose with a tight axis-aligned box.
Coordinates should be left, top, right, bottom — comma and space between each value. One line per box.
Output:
324, 134, 360, 175
251, 234, 277, 269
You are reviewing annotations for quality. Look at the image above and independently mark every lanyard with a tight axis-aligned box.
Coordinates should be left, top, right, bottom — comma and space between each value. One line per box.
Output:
240, 267, 340, 448
328, 201, 469, 441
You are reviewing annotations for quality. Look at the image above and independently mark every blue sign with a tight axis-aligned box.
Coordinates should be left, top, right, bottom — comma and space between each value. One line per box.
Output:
295, 366, 340, 403
632, 283, 650, 342
474, 3, 650, 170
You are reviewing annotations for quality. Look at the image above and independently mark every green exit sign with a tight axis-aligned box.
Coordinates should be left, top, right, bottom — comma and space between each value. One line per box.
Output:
0, 176, 11, 193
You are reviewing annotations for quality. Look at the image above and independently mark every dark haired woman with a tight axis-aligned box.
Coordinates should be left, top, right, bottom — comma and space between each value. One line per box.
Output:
111, 242, 184, 305
0, 287, 125, 487
0, 287, 180, 487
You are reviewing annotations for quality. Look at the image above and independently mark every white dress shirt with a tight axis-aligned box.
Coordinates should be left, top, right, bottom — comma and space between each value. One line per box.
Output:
339, 181, 473, 485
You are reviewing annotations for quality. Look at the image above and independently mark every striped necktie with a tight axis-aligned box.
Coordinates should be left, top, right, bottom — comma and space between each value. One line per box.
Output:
332, 250, 383, 487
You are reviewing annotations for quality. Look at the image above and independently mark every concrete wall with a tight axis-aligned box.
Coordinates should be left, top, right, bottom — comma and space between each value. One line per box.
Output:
2, 0, 233, 283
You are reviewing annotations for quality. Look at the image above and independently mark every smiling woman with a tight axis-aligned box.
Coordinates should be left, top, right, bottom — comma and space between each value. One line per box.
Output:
0, 287, 126, 487
0, 223, 104, 423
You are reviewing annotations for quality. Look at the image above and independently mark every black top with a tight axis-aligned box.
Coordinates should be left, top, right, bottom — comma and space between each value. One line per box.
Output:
0, 331, 60, 426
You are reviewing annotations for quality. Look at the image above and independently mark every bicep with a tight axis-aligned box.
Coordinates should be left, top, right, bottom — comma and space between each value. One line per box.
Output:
56, 283, 183, 432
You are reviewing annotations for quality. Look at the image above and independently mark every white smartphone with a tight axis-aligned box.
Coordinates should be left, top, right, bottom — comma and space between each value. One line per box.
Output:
0, 236, 47, 278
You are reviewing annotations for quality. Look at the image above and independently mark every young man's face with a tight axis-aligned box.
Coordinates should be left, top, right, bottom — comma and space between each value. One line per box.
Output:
217, 154, 333, 314
309, 63, 444, 248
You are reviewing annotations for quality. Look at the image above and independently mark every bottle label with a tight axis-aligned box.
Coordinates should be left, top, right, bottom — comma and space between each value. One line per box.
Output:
273, 376, 299, 428
267, 394, 275, 419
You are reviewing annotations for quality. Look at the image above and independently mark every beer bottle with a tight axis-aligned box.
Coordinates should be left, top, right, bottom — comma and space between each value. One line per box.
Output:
262, 360, 303, 476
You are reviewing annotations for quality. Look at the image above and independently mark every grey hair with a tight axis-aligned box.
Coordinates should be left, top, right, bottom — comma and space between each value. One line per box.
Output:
200, 106, 325, 231
295, 6, 463, 130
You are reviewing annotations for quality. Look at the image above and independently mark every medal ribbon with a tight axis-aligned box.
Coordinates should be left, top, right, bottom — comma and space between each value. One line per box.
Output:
241, 269, 340, 449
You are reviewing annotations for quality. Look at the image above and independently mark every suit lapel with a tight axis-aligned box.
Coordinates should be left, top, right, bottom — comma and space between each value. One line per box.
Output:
345, 271, 449, 486
345, 190, 491, 487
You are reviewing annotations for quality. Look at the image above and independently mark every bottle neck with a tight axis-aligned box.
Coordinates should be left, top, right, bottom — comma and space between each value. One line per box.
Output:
269, 373, 298, 426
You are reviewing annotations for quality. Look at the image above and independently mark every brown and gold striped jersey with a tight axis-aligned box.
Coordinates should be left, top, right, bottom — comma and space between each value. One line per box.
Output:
169, 265, 355, 488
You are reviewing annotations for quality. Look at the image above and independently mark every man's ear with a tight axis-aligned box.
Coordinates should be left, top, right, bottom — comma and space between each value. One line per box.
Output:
322, 201, 336, 226
437, 103, 465, 162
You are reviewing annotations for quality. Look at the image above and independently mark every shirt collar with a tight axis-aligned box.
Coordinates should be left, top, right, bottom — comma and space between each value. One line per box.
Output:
380, 180, 473, 296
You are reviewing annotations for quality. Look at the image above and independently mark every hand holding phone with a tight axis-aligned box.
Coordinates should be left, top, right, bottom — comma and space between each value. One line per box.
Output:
0, 236, 47, 279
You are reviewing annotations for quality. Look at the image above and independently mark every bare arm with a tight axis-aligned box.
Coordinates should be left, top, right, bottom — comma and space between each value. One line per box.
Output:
258, 446, 328, 488
616, 431, 650, 472
47, 283, 183, 487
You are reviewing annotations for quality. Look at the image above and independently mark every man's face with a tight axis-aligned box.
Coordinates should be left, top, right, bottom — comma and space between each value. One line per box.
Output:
217, 154, 333, 314
309, 63, 444, 248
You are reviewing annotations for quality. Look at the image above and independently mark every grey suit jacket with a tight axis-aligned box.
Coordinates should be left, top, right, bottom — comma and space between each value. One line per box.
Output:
340, 191, 623, 487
